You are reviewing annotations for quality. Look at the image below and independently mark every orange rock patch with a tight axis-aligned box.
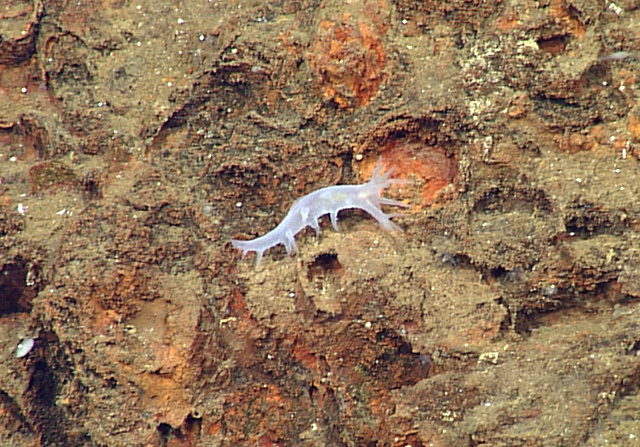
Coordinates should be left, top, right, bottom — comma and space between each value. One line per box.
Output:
308, 13, 387, 108
363, 141, 458, 205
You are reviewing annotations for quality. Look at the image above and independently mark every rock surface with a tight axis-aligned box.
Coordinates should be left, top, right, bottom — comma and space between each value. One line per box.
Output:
1, 0, 640, 446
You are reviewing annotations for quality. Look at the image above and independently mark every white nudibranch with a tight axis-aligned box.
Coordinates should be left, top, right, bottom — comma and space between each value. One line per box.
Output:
231, 158, 410, 265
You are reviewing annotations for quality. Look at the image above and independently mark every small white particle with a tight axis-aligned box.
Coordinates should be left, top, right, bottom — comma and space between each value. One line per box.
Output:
199, 35, 205, 41
16, 338, 35, 358
177, 18, 184, 24
608, 2, 623, 15
17, 203, 26, 214
235, 202, 242, 208
57, 209, 67, 215
21, 87, 27, 94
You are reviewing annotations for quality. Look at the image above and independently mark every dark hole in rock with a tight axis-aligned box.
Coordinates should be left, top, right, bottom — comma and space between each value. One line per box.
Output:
306, 252, 343, 281
157, 423, 172, 436
0, 260, 36, 314
536, 34, 569, 54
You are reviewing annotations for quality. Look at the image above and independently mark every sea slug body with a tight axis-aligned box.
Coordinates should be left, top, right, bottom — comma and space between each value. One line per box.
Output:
231, 159, 409, 265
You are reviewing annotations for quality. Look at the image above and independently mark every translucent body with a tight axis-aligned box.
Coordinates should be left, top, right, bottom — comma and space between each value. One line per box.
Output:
231, 160, 408, 265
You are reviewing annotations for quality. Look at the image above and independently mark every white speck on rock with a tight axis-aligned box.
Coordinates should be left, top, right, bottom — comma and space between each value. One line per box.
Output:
16, 338, 35, 358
